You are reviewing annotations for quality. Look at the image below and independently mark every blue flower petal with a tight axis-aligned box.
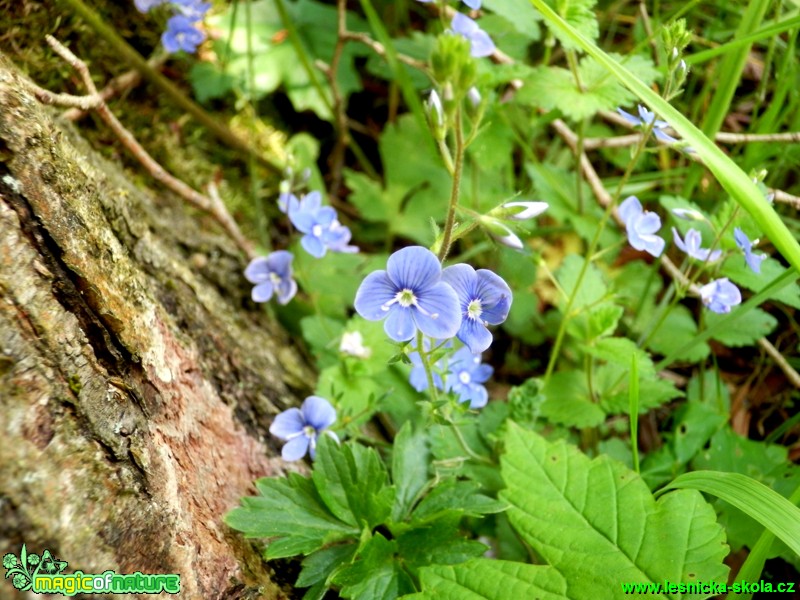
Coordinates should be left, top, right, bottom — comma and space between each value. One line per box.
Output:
385, 307, 417, 341
269, 407, 305, 439
464, 385, 488, 409
414, 282, 461, 339
463, 0, 481, 8
282, 436, 311, 461
472, 363, 494, 383
653, 128, 679, 144
457, 316, 493, 354
302, 396, 336, 430
636, 212, 662, 235
252, 281, 274, 303
316, 206, 338, 227
618, 196, 642, 224
244, 257, 271, 283
301, 234, 327, 258
468, 30, 496, 57
386, 246, 442, 291
442, 264, 476, 309
290, 210, 316, 233
275, 278, 298, 305
616, 109, 642, 128
354, 271, 396, 320
302, 191, 322, 212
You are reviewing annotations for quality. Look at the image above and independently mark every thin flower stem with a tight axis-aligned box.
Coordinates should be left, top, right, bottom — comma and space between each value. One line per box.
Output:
544, 119, 656, 383
438, 107, 465, 262
416, 331, 439, 402
448, 418, 493, 465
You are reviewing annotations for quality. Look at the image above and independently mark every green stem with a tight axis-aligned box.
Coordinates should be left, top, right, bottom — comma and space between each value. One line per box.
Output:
416, 330, 439, 401
437, 107, 465, 262
544, 121, 656, 383
449, 419, 493, 465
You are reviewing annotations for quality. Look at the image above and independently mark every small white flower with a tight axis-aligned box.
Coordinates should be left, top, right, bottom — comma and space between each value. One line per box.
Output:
339, 331, 372, 359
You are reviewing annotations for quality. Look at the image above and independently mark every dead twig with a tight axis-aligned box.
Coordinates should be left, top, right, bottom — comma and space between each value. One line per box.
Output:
39, 35, 255, 260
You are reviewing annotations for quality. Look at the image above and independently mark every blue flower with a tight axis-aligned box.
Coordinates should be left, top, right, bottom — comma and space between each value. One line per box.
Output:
699, 278, 741, 314
442, 264, 511, 353
619, 196, 665, 257
354, 246, 462, 342
277, 192, 299, 214
244, 250, 297, 304
269, 396, 338, 461
734, 227, 767, 274
451, 13, 495, 58
289, 192, 358, 258
162, 14, 206, 53
445, 347, 493, 409
672, 228, 722, 263
617, 105, 679, 144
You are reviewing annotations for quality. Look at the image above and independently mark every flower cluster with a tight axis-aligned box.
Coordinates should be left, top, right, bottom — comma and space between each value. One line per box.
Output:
409, 342, 492, 409
618, 195, 771, 314
354, 246, 511, 352
281, 191, 358, 258
134, 0, 210, 54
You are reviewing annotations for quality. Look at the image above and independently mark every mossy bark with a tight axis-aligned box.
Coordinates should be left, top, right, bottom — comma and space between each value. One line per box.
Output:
0, 54, 310, 599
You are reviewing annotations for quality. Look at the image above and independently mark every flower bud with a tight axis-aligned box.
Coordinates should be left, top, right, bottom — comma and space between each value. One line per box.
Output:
670, 207, 706, 222
480, 217, 524, 250
492, 201, 549, 221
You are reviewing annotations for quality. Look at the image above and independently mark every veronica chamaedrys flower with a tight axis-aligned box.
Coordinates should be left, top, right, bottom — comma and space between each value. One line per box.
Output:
354, 246, 461, 342
277, 192, 299, 214
269, 396, 339, 461
672, 228, 722, 263
289, 192, 358, 257
619, 196, 665, 257
699, 278, 742, 314
442, 264, 511, 353
244, 250, 297, 304
617, 105, 678, 144
446, 347, 493, 409
162, 15, 206, 53
734, 227, 767, 274
451, 13, 496, 58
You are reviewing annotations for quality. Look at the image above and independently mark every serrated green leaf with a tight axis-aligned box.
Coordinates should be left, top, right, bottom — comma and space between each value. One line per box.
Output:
225, 473, 358, 559
333, 533, 415, 600
501, 424, 729, 597
396, 520, 487, 572
392, 424, 430, 522
519, 55, 658, 121
661, 470, 800, 558
296, 543, 358, 588
412, 480, 506, 524
408, 559, 567, 600
645, 305, 710, 363
312, 437, 394, 529
555, 254, 608, 312
671, 403, 727, 466
540, 370, 606, 428
483, 0, 541, 38
705, 307, 777, 347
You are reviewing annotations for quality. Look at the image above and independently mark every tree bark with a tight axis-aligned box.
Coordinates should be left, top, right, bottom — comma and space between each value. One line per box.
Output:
0, 53, 309, 599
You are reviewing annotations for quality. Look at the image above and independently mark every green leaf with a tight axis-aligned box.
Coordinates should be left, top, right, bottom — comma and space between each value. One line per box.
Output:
396, 520, 487, 572
412, 480, 506, 524
225, 473, 358, 559
483, 0, 541, 38
645, 305, 710, 363
312, 437, 394, 530
392, 424, 430, 522
705, 307, 777, 347
332, 533, 415, 600
540, 371, 605, 428
661, 471, 800, 557
408, 559, 567, 600
555, 254, 608, 313
501, 424, 729, 595
296, 543, 358, 588
532, 0, 598, 50
519, 55, 658, 121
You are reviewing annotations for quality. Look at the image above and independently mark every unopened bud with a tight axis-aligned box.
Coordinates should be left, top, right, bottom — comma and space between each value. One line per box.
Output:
467, 87, 481, 109
481, 217, 524, 250
671, 207, 706, 222
493, 201, 549, 221
427, 90, 444, 127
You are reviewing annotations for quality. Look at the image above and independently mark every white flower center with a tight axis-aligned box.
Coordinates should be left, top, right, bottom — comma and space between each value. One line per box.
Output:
303, 424, 317, 438
269, 272, 282, 285
312, 224, 323, 237
396, 289, 416, 307
467, 298, 483, 320
458, 371, 471, 384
